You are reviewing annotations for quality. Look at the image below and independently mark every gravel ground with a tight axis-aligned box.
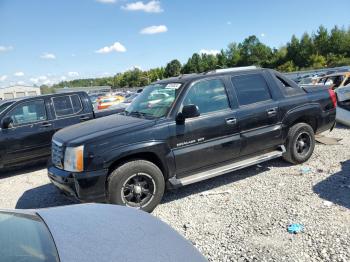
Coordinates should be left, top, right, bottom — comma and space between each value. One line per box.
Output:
0, 126, 349, 262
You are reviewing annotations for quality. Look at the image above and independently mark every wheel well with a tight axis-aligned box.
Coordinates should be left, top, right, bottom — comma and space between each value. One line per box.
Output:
290, 116, 317, 132
107, 152, 167, 179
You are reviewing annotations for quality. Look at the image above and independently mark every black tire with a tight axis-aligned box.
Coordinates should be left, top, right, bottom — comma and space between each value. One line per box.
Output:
283, 123, 315, 164
107, 160, 165, 212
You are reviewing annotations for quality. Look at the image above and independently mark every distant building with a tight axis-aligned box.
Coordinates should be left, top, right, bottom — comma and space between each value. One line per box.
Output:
55, 86, 112, 94
0, 85, 41, 100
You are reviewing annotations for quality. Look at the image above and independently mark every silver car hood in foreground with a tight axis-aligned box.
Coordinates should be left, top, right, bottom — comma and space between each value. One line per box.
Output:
36, 204, 207, 262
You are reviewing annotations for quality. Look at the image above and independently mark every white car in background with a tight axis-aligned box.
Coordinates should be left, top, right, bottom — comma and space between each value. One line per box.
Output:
336, 86, 350, 126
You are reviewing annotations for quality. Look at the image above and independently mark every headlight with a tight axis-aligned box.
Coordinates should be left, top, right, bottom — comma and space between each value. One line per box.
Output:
64, 145, 84, 172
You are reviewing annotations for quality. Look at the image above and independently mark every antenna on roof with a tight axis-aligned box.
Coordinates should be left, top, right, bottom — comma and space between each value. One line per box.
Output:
205, 66, 258, 75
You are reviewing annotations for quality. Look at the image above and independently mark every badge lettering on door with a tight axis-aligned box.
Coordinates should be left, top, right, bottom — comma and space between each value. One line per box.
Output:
176, 137, 205, 147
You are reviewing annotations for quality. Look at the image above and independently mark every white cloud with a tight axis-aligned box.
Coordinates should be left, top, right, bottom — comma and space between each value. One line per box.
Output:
39, 75, 48, 81
0, 75, 8, 81
16, 81, 26, 85
68, 71, 79, 77
140, 25, 167, 35
14, 71, 24, 77
95, 42, 126, 54
199, 49, 220, 55
122, 0, 163, 13
96, 0, 116, 3
40, 52, 56, 60
0, 45, 14, 52
261, 33, 266, 37
61, 76, 67, 81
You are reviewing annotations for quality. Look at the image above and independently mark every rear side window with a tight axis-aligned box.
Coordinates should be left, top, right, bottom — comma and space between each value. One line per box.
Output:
52, 94, 83, 117
231, 74, 272, 106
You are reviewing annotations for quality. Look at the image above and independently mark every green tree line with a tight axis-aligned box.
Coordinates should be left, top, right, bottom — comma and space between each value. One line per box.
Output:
46, 25, 350, 93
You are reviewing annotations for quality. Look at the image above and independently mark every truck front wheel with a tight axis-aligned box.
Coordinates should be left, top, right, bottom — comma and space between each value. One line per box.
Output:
283, 123, 315, 164
107, 160, 165, 212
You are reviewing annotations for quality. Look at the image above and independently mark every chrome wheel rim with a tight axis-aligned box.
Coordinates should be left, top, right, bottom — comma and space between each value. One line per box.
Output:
295, 132, 311, 156
121, 173, 156, 208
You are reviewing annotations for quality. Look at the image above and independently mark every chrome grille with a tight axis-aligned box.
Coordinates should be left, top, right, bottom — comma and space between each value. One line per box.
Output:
52, 140, 64, 169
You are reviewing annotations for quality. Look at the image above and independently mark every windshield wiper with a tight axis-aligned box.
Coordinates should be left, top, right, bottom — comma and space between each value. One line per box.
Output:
126, 111, 155, 119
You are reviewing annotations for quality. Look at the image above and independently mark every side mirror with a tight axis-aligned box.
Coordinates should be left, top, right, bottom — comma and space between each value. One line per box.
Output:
1, 116, 13, 129
176, 104, 200, 123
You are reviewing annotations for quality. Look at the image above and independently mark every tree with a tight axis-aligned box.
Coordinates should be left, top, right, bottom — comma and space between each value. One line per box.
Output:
309, 54, 326, 69
164, 59, 182, 77
277, 61, 298, 72
226, 43, 240, 67
299, 33, 314, 68
314, 25, 329, 56
237, 35, 273, 67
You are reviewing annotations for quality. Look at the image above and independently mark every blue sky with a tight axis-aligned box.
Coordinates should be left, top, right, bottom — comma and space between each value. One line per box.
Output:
0, 0, 349, 87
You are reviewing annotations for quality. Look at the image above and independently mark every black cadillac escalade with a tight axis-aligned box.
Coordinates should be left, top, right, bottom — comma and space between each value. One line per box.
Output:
48, 67, 337, 212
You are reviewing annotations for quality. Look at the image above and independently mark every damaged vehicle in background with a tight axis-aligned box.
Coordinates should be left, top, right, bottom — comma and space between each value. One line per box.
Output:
336, 86, 350, 126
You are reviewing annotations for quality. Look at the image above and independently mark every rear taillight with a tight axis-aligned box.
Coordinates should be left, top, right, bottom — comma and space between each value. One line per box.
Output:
328, 88, 337, 108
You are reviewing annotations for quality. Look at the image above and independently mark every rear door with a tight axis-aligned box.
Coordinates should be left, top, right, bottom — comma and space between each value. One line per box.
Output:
168, 78, 241, 177
231, 72, 282, 156
2, 99, 54, 165
50, 94, 93, 132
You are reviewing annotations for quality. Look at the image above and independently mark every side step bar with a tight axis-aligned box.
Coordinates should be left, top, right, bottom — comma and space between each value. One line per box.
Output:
169, 145, 286, 187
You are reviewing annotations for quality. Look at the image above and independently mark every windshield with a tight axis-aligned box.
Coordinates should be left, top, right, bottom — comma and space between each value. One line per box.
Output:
125, 83, 182, 119
0, 102, 14, 114
0, 211, 59, 262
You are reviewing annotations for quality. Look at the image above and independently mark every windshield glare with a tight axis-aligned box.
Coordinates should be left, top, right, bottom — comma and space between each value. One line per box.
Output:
0, 211, 59, 262
125, 83, 181, 118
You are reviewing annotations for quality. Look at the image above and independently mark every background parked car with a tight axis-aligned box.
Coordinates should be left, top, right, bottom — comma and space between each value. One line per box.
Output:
107, 92, 139, 111
96, 95, 124, 110
0, 204, 207, 262
0, 92, 121, 169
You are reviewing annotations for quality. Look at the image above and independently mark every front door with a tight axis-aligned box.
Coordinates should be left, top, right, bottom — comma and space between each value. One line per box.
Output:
2, 99, 54, 166
168, 78, 240, 177
231, 73, 282, 156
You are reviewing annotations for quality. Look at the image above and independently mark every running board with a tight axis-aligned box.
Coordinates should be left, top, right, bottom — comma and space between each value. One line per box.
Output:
169, 145, 286, 187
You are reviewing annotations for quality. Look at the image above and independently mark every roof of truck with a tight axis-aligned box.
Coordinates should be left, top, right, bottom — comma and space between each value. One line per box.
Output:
155, 67, 265, 85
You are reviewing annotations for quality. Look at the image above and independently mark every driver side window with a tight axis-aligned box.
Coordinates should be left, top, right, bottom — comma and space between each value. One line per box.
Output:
7, 100, 47, 126
182, 79, 230, 114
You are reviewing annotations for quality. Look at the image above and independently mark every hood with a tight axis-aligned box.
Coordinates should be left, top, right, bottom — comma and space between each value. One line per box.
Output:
53, 114, 155, 146
35, 204, 207, 262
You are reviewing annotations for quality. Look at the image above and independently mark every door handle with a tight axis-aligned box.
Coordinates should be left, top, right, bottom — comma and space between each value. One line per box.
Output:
226, 118, 237, 125
267, 108, 277, 116
41, 122, 52, 128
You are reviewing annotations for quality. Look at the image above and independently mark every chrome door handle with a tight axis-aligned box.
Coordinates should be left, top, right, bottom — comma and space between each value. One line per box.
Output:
41, 122, 52, 128
267, 108, 277, 116
226, 118, 237, 125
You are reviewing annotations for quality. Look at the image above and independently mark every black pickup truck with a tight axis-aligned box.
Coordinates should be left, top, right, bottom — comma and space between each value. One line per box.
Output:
48, 67, 337, 212
0, 92, 119, 169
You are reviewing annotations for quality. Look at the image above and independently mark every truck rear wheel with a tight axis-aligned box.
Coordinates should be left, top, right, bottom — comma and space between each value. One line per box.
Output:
283, 123, 315, 164
107, 160, 165, 213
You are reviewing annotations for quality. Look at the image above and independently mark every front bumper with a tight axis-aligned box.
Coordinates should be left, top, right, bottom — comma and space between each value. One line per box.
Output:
48, 165, 108, 203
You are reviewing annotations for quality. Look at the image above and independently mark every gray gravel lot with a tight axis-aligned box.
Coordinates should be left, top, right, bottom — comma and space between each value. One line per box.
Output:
0, 126, 349, 262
